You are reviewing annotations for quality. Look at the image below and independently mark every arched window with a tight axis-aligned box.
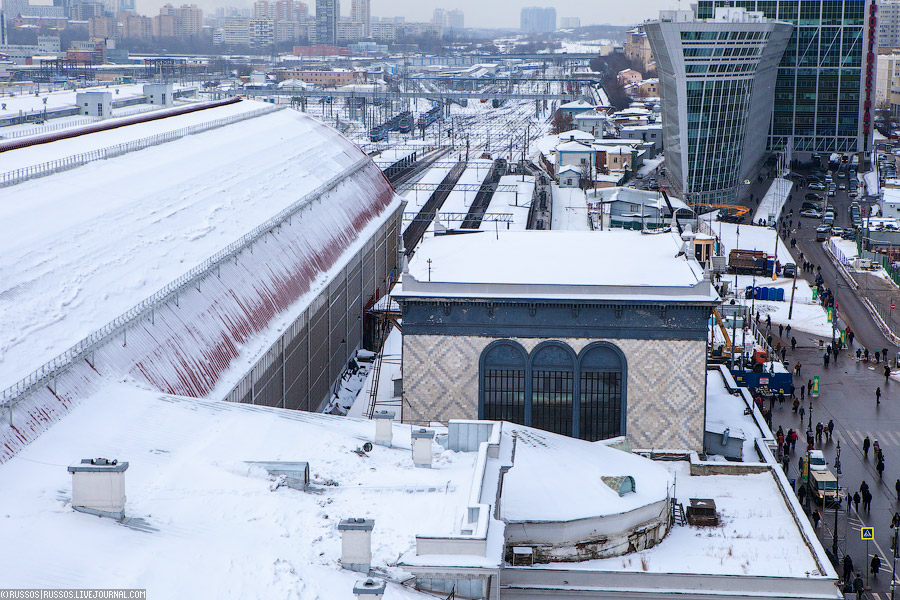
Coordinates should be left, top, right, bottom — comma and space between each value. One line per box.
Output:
530, 342, 576, 437
578, 343, 626, 441
480, 341, 527, 426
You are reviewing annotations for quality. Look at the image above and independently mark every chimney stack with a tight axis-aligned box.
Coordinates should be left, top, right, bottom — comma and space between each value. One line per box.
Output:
373, 410, 395, 447
411, 428, 435, 468
67, 458, 129, 520
338, 518, 375, 573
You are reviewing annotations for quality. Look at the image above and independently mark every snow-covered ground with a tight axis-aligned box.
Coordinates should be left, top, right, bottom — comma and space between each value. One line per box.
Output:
0, 382, 468, 597
713, 221, 832, 337
637, 157, 663, 177
0, 104, 368, 391
753, 178, 793, 225
401, 164, 452, 211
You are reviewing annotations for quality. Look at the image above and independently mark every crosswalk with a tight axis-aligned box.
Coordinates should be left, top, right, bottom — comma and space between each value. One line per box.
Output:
834, 430, 900, 448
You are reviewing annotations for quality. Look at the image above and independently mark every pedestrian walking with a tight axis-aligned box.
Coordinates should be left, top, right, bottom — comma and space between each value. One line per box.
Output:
786, 324, 792, 338
779, 324, 784, 338
871, 554, 881, 578
878, 458, 885, 480
800, 385, 806, 400
816, 422, 824, 445
824, 352, 830, 367
812, 510, 820, 528
865, 348, 870, 362
795, 362, 803, 377
755, 311, 760, 325
799, 405, 806, 424
884, 348, 889, 363
857, 348, 862, 361
853, 573, 864, 599
781, 452, 789, 473
877, 386, 882, 405
876, 350, 882, 364
874, 441, 881, 459
863, 489, 873, 512
893, 512, 900, 528
886, 364, 892, 381
848, 330, 855, 346
781, 347, 787, 362
767, 334, 773, 347
793, 397, 800, 413
791, 337, 797, 351
827, 419, 834, 441
790, 429, 798, 453
807, 379, 813, 395
843, 554, 854, 583
789, 385, 795, 400
853, 491, 861, 512
864, 436, 871, 459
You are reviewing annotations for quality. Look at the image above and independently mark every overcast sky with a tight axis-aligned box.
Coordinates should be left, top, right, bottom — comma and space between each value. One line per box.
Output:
135, 0, 682, 29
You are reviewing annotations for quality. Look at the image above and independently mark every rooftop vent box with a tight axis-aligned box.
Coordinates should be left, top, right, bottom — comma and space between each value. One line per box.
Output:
372, 411, 395, 447
245, 461, 309, 490
67, 458, 128, 520
686, 498, 719, 526
338, 518, 375, 573
353, 578, 386, 599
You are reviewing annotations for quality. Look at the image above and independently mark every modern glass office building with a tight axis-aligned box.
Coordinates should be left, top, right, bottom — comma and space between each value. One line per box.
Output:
697, 0, 875, 154
646, 9, 793, 205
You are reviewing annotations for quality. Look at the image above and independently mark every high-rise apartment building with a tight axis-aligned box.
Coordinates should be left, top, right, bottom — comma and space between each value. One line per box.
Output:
350, 0, 369, 36
446, 9, 463, 29
560, 16, 580, 29
316, 0, 339, 45
697, 0, 875, 154
646, 8, 793, 205
878, 0, 900, 47
520, 6, 556, 33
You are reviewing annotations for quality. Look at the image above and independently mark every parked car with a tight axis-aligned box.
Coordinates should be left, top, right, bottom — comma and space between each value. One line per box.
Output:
831, 227, 845, 237
783, 263, 797, 277
816, 225, 831, 241
802, 201, 822, 211
838, 182, 847, 190
809, 182, 826, 190
801, 209, 823, 218
805, 192, 824, 201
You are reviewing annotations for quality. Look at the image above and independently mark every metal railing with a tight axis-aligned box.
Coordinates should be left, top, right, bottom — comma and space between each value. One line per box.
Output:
0, 152, 372, 416
0, 104, 281, 189
0, 116, 100, 140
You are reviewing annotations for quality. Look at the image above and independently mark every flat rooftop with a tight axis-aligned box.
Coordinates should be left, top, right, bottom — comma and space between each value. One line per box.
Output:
0, 383, 467, 597
396, 230, 717, 302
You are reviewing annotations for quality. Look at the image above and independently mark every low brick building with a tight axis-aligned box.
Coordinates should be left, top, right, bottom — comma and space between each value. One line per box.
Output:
392, 230, 719, 451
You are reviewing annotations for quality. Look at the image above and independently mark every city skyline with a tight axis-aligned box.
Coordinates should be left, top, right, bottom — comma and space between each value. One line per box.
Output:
126, 0, 680, 28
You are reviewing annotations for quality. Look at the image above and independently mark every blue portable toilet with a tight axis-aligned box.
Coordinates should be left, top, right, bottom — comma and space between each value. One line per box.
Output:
759, 287, 770, 300
775, 288, 785, 301
754, 286, 762, 299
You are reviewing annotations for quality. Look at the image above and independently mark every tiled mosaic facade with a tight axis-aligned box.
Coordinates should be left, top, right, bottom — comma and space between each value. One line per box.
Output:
402, 334, 706, 451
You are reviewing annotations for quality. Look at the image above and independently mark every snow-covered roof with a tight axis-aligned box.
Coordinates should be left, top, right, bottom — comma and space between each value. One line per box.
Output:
558, 164, 581, 174
0, 383, 467, 597
0, 101, 397, 395
501, 426, 670, 522
556, 140, 593, 152
557, 129, 594, 142
395, 230, 717, 302
559, 99, 595, 110
883, 187, 900, 204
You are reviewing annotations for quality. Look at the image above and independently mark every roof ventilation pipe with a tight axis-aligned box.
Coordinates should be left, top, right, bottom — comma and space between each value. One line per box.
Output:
411, 428, 435, 468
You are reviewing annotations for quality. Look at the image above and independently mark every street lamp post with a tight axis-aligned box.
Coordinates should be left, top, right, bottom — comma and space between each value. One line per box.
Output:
833, 440, 841, 557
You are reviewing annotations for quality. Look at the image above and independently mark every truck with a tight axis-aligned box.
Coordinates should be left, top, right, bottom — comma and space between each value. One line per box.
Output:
728, 249, 770, 275
808, 468, 841, 507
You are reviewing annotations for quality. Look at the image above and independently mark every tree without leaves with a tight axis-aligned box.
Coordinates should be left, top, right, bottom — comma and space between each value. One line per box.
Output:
551, 110, 574, 134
